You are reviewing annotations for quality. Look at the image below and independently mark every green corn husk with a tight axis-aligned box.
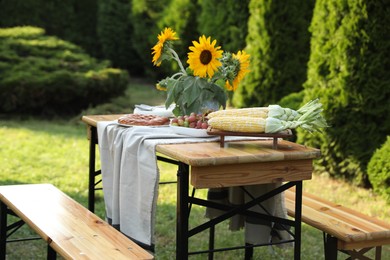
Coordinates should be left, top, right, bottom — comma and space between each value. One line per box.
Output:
265, 99, 328, 133
268, 99, 324, 121
267, 105, 299, 121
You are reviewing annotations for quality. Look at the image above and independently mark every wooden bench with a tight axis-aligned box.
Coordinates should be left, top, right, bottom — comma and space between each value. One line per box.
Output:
285, 188, 390, 260
0, 184, 154, 259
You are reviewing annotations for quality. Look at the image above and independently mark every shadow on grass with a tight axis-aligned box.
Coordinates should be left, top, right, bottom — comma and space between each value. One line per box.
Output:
154, 202, 324, 260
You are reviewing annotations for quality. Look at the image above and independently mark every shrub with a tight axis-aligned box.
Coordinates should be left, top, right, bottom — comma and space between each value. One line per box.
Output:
232, 0, 314, 108
131, 0, 170, 78
156, 0, 199, 76
97, 0, 141, 73
277, 91, 304, 111
0, 26, 129, 116
367, 137, 390, 202
198, 0, 249, 52
298, 0, 390, 186
0, 0, 99, 56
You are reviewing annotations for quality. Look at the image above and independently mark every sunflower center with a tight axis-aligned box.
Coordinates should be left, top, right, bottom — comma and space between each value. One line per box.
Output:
200, 50, 212, 65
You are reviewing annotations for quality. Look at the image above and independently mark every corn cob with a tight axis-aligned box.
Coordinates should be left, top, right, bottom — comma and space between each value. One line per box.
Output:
207, 105, 300, 121
207, 99, 324, 121
209, 116, 307, 133
208, 116, 266, 133
208, 98, 328, 133
207, 107, 269, 119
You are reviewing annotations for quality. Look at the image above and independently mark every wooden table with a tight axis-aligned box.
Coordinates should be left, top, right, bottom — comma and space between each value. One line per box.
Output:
81, 114, 321, 259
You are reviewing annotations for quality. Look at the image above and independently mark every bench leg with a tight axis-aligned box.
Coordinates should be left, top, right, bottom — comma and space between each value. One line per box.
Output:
47, 245, 57, 260
375, 246, 382, 260
324, 233, 338, 260
0, 202, 7, 260
208, 225, 214, 260
345, 247, 382, 260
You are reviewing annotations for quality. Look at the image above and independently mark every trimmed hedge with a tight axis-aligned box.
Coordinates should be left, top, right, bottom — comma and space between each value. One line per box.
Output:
299, 0, 390, 186
0, 26, 129, 116
156, 0, 199, 76
97, 0, 141, 73
198, 0, 249, 52
232, 0, 314, 108
368, 137, 390, 202
0, 0, 99, 56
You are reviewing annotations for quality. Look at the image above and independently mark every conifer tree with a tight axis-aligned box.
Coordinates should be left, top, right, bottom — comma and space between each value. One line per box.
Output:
298, 0, 390, 186
97, 0, 140, 73
232, 0, 314, 107
198, 0, 249, 52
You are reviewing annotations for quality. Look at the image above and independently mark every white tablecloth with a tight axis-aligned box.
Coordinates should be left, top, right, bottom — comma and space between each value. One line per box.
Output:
97, 121, 291, 247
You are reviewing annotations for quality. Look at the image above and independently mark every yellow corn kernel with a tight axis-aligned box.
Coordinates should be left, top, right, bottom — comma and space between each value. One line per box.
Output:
207, 107, 269, 119
208, 116, 266, 133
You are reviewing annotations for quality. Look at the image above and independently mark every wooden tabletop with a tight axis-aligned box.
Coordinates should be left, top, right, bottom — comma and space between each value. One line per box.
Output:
157, 140, 320, 188
81, 114, 125, 127
156, 139, 320, 167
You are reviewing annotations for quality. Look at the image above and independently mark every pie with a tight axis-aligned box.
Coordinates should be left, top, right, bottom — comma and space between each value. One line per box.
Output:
117, 114, 170, 126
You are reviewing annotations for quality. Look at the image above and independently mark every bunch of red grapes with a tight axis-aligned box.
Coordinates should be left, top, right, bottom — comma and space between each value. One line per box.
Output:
170, 112, 209, 129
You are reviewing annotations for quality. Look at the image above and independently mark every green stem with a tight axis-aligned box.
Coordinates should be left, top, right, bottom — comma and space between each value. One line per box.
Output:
171, 72, 184, 79
168, 47, 187, 74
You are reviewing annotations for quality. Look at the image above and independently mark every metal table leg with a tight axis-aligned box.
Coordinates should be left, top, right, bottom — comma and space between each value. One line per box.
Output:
294, 181, 302, 260
88, 127, 98, 212
176, 162, 189, 259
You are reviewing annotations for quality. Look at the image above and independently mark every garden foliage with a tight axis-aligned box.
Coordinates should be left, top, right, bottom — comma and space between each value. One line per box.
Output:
0, 0, 99, 56
198, 0, 249, 52
0, 26, 129, 116
368, 137, 390, 202
299, 0, 390, 186
97, 0, 141, 74
232, 0, 314, 108
156, 0, 200, 76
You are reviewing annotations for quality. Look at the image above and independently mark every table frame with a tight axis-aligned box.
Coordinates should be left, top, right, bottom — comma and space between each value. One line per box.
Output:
83, 116, 313, 259
176, 162, 303, 259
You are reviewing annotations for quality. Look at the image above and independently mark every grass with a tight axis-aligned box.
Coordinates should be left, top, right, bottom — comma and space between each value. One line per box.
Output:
0, 80, 389, 259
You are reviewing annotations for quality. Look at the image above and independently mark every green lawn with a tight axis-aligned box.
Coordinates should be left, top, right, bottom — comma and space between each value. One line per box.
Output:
0, 82, 389, 259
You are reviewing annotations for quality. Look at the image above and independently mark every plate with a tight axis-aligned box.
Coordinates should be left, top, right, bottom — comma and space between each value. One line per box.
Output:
170, 125, 211, 137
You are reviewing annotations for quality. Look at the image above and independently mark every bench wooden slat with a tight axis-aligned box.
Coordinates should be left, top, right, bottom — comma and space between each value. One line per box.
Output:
0, 184, 153, 259
285, 188, 390, 250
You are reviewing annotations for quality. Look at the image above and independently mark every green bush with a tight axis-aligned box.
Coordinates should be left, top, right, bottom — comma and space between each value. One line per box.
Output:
97, 0, 141, 73
131, 0, 171, 78
0, 0, 99, 56
298, 0, 390, 186
277, 91, 304, 111
0, 26, 129, 116
156, 0, 199, 76
198, 0, 249, 52
368, 137, 390, 202
232, 0, 314, 108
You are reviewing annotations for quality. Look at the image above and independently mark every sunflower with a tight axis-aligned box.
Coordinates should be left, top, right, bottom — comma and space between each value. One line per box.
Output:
225, 50, 250, 91
187, 35, 223, 78
151, 27, 179, 66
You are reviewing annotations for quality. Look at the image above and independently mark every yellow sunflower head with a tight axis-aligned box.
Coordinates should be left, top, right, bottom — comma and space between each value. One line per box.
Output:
151, 27, 179, 66
187, 35, 223, 78
225, 50, 250, 91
